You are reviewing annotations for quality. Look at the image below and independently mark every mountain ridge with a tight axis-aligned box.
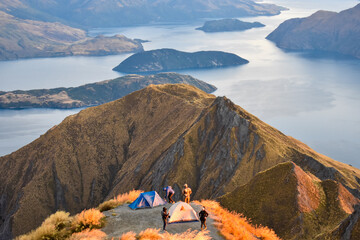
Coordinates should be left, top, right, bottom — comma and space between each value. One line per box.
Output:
0, 0, 286, 28
219, 161, 359, 239
1, 84, 360, 239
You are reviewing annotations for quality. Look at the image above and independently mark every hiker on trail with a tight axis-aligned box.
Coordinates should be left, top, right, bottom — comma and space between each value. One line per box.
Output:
182, 184, 192, 203
163, 186, 175, 203
161, 207, 170, 231
199, 206, 209, 230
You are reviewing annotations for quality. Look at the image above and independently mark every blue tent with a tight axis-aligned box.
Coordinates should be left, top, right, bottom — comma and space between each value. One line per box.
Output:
129, 191, 166, 210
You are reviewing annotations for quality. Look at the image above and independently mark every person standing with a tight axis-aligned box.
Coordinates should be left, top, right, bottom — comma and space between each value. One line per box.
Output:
199, 206, 209, 230
182, 184, 192, 203
163, 186, 175, 203
161, 207, 169, 231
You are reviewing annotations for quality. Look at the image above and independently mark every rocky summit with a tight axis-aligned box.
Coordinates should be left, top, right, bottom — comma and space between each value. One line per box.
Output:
1, 84, 360, 239
113, 48, 249, 73
266, 3, 360, 59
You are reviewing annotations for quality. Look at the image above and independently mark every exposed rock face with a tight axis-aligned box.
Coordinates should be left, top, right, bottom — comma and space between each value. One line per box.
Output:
0, 0, 285, 28
0, 11, 143, 61
1, 84, 360, 239
0, 73, 216, 109
196, 18, 265, 32
266, 4, 360, 59
219, 162, 359, 240
113, 49, 249, 73
330, 205, 360, 240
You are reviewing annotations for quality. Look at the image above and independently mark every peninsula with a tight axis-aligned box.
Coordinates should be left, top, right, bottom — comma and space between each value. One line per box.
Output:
0, 10, 143, 60
266, 4, 360, 59
0, 73, 216, 109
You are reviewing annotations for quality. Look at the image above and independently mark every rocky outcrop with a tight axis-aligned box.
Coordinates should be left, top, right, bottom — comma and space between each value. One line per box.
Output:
219, 162, 359, 240
1, 84, 360, 239
113, 49, 249, 73
0, 11, 143, 61
0, 0, 285, 28
266, 4, 360, 59
0, 73, 216, 109
330, 205, 360, 240
196, 19, 265, 32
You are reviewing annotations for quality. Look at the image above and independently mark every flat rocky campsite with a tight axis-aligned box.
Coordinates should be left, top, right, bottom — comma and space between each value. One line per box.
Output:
102, 203, 224, 239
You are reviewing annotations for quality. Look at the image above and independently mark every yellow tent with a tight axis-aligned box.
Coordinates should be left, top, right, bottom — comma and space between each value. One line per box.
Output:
168, 201, 199, 223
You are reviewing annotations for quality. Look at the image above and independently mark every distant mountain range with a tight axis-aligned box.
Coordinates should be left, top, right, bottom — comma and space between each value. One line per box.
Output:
196, 19, 265, 32
0, 0, 285, 28
266, 4, 360, 59
0, 73, 216, 109
113, 49, 249, 73
0, 0, 285, 61
0, 10, 143, 61
1, 84, 360, 239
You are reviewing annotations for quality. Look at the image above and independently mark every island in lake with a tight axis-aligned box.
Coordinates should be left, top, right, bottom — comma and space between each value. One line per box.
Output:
196, 19, 265, 32
0, 73, 216, 109
113, 48, 249, 73
266, 3, 360, 59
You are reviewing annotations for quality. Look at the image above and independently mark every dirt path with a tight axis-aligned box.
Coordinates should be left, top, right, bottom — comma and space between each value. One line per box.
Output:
102, 202, 224, 239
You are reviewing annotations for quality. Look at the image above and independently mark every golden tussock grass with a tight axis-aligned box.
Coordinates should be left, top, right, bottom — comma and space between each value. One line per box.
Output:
98, 199, 120, 212
138, 228, 163, 240
197, 200, 281, 240
17, 224, 56, 240
118, 231, 136, 240
17, 211, 72, 240
98, 190, 143, 212
72, 208, 105, 232
118, 228, 211, 240
18, 210, 105, 240
18, 190, 145, 240
114, 190, 144, 204
69, 229, 107, 240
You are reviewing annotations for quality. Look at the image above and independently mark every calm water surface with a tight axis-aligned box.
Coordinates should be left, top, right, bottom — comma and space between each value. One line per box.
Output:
0, 0, 359, 167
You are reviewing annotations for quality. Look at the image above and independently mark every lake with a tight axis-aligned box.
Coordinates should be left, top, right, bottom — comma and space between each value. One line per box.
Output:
0, 0, 359, 167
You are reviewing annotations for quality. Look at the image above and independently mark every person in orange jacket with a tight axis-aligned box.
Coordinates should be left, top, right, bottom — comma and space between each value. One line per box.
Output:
182, 183, 192, 203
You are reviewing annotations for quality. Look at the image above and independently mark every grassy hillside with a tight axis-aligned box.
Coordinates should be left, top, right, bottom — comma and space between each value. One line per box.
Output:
219, 162, 359, 239
1, 84, 360, 239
